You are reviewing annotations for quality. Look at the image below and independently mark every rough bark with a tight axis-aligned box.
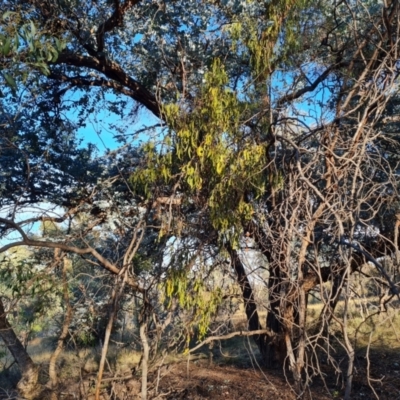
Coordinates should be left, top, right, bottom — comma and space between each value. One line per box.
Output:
227, 244, 269, 361
0, 297, 41, 399
264, 264, 286, 368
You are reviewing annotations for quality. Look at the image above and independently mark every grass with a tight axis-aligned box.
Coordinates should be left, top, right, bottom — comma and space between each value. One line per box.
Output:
227, 298, 400, 358
0, 336, 144, 389
309, 299, 400, 349
1, 297, 400, 399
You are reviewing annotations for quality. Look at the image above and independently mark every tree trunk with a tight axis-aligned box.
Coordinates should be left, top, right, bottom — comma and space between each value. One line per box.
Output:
227, 245, 269, 360
246, 221, 289, 368
0, 297, 41, 399
48, 256, 73, 398
264, 264, 286, 368
140, 315, 150, 400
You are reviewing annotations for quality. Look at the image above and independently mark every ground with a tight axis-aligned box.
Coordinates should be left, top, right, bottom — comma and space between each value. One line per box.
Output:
152, 359, 325, 400
1, 307, 400, 399
1, 345, 400, 399
149, 349, 400, 400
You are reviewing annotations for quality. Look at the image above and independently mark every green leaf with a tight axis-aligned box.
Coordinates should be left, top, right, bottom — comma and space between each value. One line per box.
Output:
3, 73, 17, 90
2, 11, 15, 20
51, 48, 59, 62
2, 38, 11, 56
55, 37, 66, 52
27, 39, 34, 52
55, 37, 61, 51
30, 20, 36, 36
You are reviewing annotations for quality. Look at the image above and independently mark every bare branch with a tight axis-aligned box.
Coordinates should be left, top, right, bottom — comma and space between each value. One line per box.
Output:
339, 239, 400, 297
276, 64, 338, 108
188, 329, 272, 354
0, 217, 144, 292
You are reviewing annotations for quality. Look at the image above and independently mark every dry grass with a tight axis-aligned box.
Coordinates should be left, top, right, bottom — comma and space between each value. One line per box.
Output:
1, 299, 400, 399
227, 299, 400, 357
306, 299, 400, 350
1, 336, 143, 387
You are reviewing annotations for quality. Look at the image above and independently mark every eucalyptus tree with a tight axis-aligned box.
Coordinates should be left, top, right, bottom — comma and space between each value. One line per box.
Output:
1, 0, 400, 399
132, 1, 400, 397
130, 1, 400, 397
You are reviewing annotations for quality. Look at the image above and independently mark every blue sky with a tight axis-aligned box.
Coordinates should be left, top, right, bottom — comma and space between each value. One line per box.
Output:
70, 90, 161, 153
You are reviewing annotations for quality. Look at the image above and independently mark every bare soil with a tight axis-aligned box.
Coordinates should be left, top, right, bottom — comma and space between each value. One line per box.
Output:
150, 349, 400, 400
152, 359, 325, 400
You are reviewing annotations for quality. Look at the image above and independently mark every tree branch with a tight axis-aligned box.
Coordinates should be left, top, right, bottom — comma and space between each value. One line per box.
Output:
53, 52, 160, 117
276, 64, 338, 108
96, 0, 142, 53
189, 329, 272, 354
0, 218, 144, 292
48, 72, 145, 100
339, 238, 400, 297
